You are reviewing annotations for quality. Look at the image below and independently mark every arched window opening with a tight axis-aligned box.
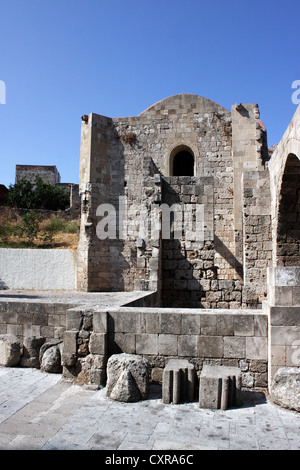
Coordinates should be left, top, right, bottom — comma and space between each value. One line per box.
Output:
170, 146, 194, 176
277, 153, 300, 266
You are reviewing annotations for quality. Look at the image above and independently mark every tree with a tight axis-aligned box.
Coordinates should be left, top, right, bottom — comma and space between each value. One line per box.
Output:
4, 175, 70, 211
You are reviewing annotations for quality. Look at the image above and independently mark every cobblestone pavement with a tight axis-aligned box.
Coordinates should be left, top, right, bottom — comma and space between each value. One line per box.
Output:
0, 367, 299, 451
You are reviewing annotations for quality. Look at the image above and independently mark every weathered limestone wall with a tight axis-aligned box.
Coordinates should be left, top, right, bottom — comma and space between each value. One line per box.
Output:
242, 171, 272, 307
0, 298, 268, 390
160, 176, 242, 308
231, 104, 268, 271
266, 267, 300, 386
95, 307, 268, 389
0, 248, 77, 290
0, 300, 75, 339
15, 165, 61, 184
115, 95, 238, 287
268, 103, 300, 266
77, 113, 137, 292
77, 94, 269, 300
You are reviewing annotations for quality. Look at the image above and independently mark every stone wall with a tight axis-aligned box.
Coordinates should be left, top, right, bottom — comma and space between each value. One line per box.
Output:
77, 94, 270, 302
0, 296, 270, 390
61, 305, 268, 390
242, 170, 272, 307
15, 165, 61, 184
276, 154, 300, 267
265, 267, 300, 386
0, 300, 75, 339
268, 103, 300, 266
160, 175, 243, 308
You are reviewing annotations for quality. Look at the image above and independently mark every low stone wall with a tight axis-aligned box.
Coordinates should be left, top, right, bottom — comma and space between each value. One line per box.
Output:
0, 297, 268, 390
105, 307, 268, 388
61, 306, 268, 390
0, 248, 77, 290
0, 300, 76, 339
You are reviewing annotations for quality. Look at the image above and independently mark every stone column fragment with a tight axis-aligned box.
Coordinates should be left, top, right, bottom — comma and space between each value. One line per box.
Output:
199, 365, 242, 410
162, 359, 196, 404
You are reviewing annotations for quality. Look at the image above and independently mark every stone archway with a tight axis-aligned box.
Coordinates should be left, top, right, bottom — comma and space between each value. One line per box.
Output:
169, 145, 195, 177
276, 153, 300, 266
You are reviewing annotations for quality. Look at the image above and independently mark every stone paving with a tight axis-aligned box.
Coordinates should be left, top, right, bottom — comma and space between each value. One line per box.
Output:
0, 366, 299, 451
0, 289, 148, 308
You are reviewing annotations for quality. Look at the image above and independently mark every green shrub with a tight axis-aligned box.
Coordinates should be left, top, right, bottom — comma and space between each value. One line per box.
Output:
43, 216, 79, 235
17, 211, 43, 244
5, 175, 70, 211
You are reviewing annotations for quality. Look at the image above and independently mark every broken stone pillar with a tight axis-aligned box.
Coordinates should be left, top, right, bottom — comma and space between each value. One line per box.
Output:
162, 359, 196, 404
199, 365, 242, 410
106, 353, 150, 402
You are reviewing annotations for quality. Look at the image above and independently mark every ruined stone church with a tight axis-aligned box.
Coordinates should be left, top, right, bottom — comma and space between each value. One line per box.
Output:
77, 93, 299, 310
1, 92, 299, 398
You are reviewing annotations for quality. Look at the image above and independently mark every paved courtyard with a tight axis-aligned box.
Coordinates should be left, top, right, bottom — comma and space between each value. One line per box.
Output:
0, 366, 299, 451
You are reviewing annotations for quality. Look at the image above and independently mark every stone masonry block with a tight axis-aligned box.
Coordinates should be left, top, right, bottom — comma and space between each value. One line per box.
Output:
223, 337, 246, 358
139, 311, 160, 334
115, 311, 138, 333
114, 333, 136, 354
217, 314, 234, 336
198, 336, 223, 358
89, 333, 107, 355
200, 314, 217, 336
254, 314, 268, 336
293, 287, 300, 305
246, 337, 268, 360
0, 334, 21, 367
181, 313, 201, 335
93, 311, 108, 333
63, 330, 78, 354
199, 365, 242, 410
160, 312, 182, 334
158, 334, 178, 355
178, 335, 198, 357
233, 315, 254, 336
162, 359, 196, 404
106, 353, 150, 402
270, 307, 300, 327
66, 308, 83, 331
32, 311, 48, 327
136, 334, 158, 355
274, 287, 293, 306
270, 326, 300, 346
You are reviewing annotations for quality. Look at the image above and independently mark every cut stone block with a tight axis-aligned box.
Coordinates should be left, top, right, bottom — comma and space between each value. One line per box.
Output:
199, 365, 242, 410
162, 359, 196, 404
39, 339, 63, 374
20, 336, 45, 368
110, 369, 142, 402
106, 353, 150, 402
0, 334, 21, 367
271, 367, 300, 412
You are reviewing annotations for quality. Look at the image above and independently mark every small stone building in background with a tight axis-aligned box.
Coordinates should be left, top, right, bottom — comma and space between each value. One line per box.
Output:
15, 165, 61, 184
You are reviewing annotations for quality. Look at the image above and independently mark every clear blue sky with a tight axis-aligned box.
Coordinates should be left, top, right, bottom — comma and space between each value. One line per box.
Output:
0, 0, 299, 187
